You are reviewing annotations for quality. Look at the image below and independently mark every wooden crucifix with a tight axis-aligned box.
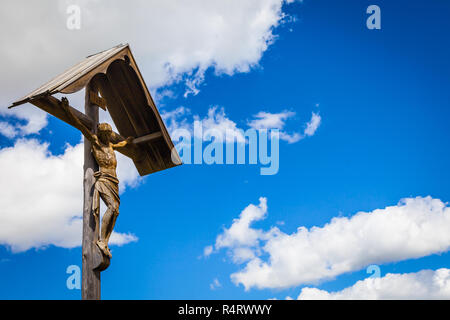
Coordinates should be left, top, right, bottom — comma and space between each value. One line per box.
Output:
9, 44, 181, 300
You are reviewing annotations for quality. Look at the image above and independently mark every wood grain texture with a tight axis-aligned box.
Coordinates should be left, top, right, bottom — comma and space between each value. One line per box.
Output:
81, 81, 101, 300
30, 95, 144, 163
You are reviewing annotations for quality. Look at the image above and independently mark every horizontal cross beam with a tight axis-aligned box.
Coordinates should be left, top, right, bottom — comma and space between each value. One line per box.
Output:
29, 96, 162, 159
31, 96, 94, 130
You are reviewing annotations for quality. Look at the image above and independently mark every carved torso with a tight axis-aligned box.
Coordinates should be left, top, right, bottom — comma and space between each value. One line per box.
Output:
92, 142, 117, 177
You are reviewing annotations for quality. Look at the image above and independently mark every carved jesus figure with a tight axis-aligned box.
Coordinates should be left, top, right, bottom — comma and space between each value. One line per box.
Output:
61, 97, 133, 258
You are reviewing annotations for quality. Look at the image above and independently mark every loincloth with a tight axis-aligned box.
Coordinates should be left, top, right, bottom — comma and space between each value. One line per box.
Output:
92, 171, 120, 214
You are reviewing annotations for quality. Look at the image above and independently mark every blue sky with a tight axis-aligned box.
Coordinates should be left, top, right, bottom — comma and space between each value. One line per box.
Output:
0, 0, 450, 299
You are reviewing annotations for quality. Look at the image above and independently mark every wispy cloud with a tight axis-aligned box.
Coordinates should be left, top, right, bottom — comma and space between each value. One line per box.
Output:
248, 110, 306, 143
247, 111, 295, 130
304, 112, 321, 137
163, 107, 321, 144
210, 278, 222, 290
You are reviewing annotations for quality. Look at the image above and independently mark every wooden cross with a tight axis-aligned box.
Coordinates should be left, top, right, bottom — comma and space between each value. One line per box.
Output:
9, 44, 181, 300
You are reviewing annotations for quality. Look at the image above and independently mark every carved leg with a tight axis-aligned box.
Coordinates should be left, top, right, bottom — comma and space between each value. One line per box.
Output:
92, 189, 101, 238
100, 206, 113, 240
99, 207, 114, 258
100, 203, 119, 257
93, 207, 100, 237
105, 209, 118, 244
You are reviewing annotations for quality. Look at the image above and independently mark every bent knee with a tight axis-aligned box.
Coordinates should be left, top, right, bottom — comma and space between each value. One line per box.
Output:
107, 203, 119, 216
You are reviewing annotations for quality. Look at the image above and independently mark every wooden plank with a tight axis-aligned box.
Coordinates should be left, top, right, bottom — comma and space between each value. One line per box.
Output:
105, 63, 160, 172
118, 61, 159, 132
89, 90, 107, 111
107, 60, 165, 170
116, 61, 169, 169
91, 73, 154, 175
30, 95, 143, 163
125, 49, 182, 168
90, 73, 136, 137
133, 131, 162, 144
82, 81, 101, 300
31, 96, 94, 130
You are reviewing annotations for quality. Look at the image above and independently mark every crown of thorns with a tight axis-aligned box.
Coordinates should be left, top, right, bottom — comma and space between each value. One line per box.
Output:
97, 123, 112, 132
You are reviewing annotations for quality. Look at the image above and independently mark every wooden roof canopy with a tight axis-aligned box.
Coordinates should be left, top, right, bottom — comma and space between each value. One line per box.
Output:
9, 44, 181, 176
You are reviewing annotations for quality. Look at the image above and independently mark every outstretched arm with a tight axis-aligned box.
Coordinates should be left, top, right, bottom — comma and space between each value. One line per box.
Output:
112, 136, 134, 150
60, 97, 98, 146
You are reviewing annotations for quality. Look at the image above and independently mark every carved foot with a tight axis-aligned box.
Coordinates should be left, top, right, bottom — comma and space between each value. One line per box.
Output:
93, 241, 111, 272
96, 240, 112, 258
106, 246, 112, 258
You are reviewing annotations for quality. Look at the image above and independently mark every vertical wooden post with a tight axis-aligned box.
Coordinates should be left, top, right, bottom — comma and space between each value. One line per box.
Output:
82, 81, 100, 300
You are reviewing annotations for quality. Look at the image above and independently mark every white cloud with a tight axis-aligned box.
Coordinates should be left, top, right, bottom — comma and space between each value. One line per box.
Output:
248, 111, 302, 143
0, 106, 48, 138
163, 106, 247, 143
210, 278, 222, 290
216, 197, 268, 249
279, 132, 302, 144
298, 268, 450, 300
0, 0, 300, 136
0, 122, 17, 138
211, 196, 450, 290
247, 110, 321, 143
230, 247, 258, 264
161, 106, 192, 135
0, 138, 139, 252
184, 68, 206, 98
109, 232, 138, 247
194, 107, 246, 143
165, 107, 321, 144
248, 111, 295, 130
212, 197, 278, 264
304, 112, 321, 137
204, 245, 214, 257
